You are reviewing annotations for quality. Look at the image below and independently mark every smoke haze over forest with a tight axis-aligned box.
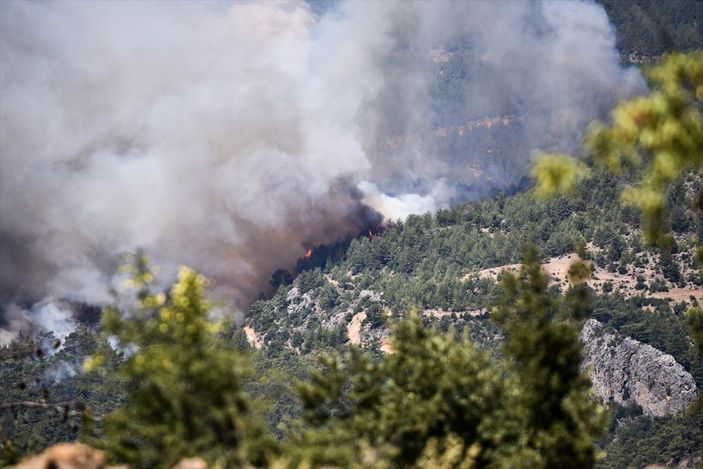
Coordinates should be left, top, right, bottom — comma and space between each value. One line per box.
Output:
0, 0, 644, 341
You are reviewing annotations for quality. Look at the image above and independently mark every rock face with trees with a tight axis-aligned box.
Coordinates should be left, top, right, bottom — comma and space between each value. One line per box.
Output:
581, 318, 697, 416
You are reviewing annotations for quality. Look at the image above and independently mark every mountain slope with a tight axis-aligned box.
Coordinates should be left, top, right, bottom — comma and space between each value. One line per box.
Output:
243, 169, 703, 467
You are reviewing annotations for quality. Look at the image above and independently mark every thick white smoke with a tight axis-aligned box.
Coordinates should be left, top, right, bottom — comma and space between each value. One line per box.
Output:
0, 300, 75, 345
0, 0, 643, 341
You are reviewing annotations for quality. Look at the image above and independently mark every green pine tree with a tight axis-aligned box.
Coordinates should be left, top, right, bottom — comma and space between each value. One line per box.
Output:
86, 253, 275, 468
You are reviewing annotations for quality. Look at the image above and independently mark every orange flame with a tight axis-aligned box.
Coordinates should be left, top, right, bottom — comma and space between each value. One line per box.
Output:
305, 248, 313, 258
368, 225, 383, 241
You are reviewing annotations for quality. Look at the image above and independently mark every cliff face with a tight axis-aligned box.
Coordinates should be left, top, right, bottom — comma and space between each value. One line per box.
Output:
580, 319, 698, 416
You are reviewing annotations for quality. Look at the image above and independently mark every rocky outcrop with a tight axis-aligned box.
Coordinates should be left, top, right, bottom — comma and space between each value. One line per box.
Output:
10, 443, 206, 469
11, 443, 115, 469
580, 319, 698, 416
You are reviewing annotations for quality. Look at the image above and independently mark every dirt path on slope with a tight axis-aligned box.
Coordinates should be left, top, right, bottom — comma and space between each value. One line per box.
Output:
347, 312, 366, 345
243, 326, 263, 349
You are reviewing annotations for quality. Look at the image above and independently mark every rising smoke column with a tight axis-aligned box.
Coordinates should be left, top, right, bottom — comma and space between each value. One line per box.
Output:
0, 0, 643, 341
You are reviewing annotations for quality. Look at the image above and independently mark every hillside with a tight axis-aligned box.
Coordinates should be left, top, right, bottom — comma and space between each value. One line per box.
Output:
246, 170, 702, 352
240, 169, 703, 467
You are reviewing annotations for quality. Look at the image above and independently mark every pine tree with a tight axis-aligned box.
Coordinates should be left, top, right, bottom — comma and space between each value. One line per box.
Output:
87, 254, 275, 468
288, 310, 507, 468
492, 247, 607, 468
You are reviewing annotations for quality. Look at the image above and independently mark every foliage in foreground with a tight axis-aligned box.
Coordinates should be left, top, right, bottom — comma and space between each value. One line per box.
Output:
88, 256, 275, 468
91, 247, 604, 468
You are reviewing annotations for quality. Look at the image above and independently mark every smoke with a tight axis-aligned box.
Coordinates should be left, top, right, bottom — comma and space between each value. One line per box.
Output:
0, 300, 76, 346
0, 0, 643, 336
358, 181, 445, 221
44, 360, 80, 384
